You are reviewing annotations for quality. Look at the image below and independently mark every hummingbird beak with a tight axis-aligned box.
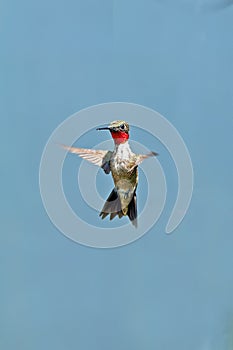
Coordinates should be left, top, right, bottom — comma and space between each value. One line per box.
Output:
96, 126, 110, 131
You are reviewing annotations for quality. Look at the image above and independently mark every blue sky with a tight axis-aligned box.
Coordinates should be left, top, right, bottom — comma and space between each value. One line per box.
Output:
1, 1, 233, 349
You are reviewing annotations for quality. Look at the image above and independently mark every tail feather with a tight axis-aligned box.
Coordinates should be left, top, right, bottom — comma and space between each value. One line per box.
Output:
99, 188, 138, 227
110, 212, 118, 220
127, 191, 137, 227
99, 189, 121, 220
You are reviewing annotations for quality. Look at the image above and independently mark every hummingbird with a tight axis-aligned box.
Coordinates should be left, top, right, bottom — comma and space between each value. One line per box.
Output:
62, 120, 158, 227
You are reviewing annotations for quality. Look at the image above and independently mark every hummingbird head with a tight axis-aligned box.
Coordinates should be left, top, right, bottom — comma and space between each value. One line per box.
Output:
97, 120, 129, 145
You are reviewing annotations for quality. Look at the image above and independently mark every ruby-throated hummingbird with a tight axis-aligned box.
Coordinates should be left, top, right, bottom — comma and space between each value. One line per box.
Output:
62, 120, 158, 227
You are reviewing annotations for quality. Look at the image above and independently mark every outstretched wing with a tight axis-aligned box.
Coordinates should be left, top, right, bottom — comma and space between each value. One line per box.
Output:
127, 151, 158, 172
61, 145, 112, 173
135, 151, 158, 167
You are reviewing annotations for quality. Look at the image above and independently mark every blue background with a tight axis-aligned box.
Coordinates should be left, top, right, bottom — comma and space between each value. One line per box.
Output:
1, 0, 233, 349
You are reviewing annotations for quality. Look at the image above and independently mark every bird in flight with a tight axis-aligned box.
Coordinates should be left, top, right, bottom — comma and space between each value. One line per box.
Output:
62, 120, 158, 227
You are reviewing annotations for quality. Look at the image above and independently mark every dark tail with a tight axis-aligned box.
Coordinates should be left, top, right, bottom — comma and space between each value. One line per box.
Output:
127, 191, 137, 228
99, 189, 137, 227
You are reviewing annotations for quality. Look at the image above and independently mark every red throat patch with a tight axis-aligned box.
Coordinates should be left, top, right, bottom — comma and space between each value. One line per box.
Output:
111, 131, 129, 144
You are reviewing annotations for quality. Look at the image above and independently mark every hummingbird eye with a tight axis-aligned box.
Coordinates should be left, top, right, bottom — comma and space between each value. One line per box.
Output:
120, 124, 125, 130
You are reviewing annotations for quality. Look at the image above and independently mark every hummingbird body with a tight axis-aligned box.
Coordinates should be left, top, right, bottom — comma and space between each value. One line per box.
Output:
110, 141, 138, 216
62, 120, 158, 227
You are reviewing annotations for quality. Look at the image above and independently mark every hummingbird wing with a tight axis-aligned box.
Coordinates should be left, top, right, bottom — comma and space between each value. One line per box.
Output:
127, 151, 158, 172
135, 151, 158, 166
62, 145, 112, 174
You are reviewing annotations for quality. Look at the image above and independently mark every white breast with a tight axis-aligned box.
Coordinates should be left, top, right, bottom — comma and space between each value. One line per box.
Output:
112, 142, 134, 172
